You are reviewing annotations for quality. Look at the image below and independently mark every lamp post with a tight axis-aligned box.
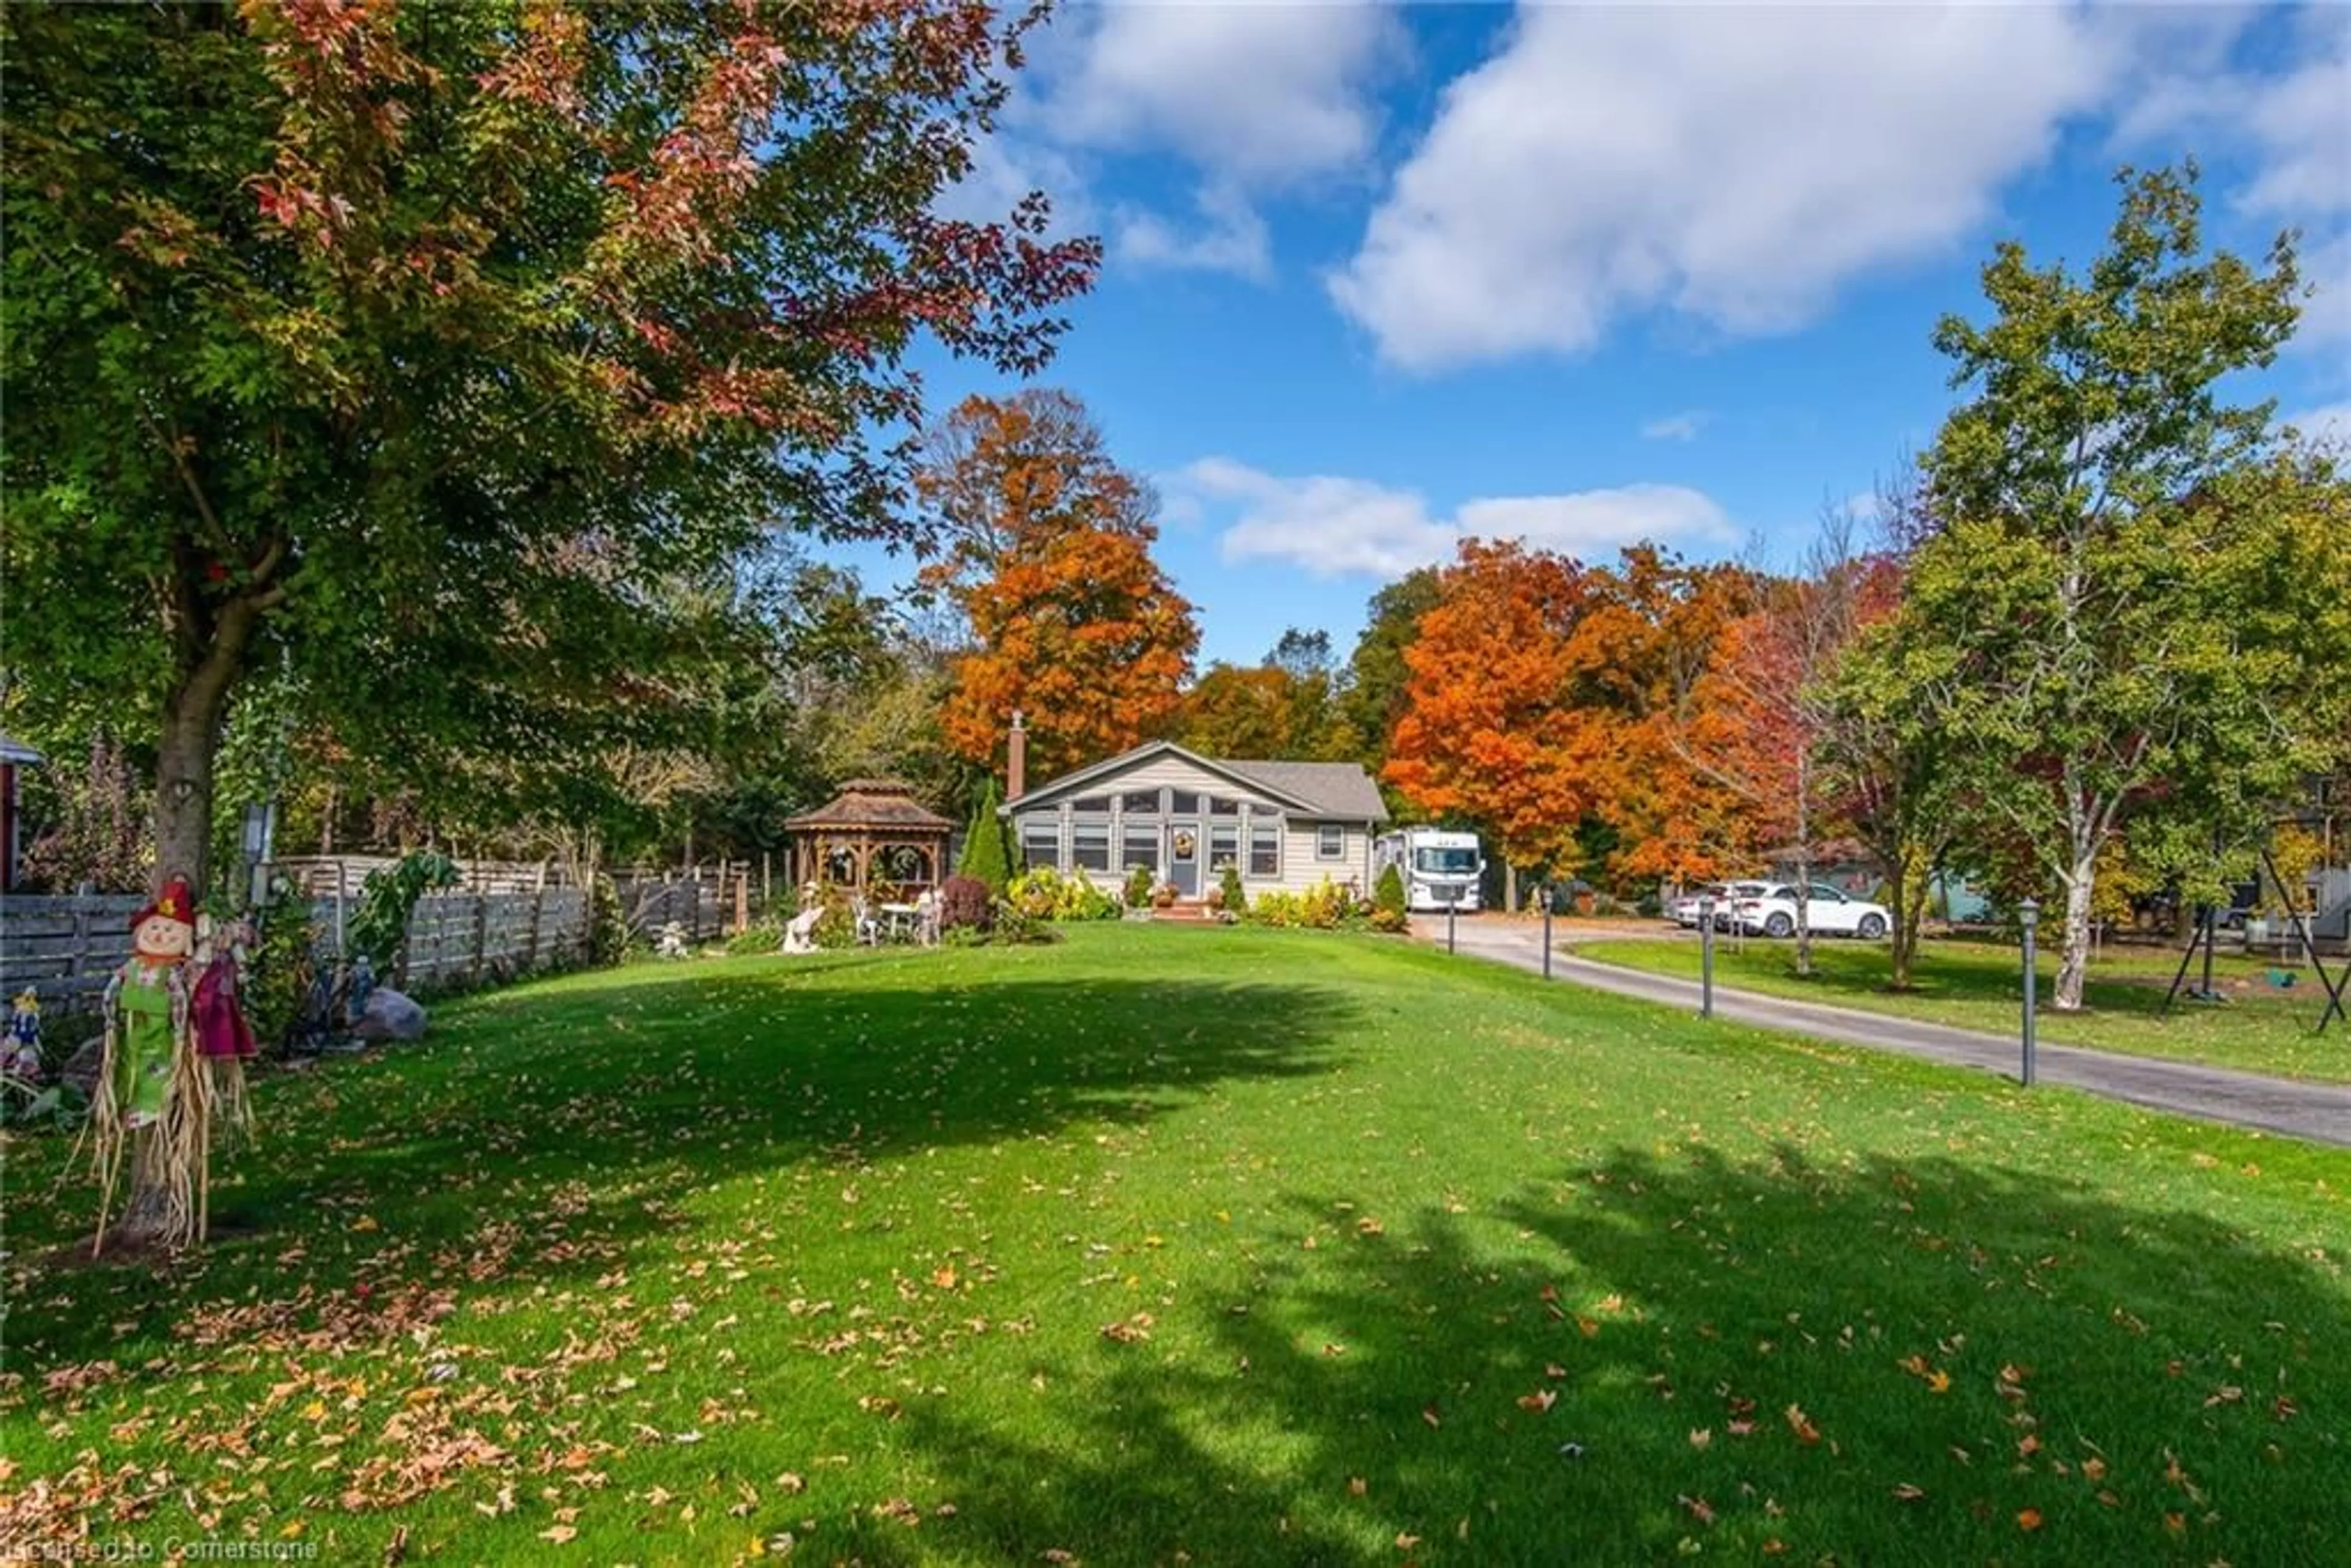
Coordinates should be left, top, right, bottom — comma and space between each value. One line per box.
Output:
2018, 898, 2041, 1086
1447, 892, 1458, 955
1542, 883, 1553, 980
1697, 895, 1716, 1019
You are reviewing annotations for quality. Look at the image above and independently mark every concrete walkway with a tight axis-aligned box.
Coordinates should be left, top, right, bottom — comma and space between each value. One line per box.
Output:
1415, 917, 2351, 1149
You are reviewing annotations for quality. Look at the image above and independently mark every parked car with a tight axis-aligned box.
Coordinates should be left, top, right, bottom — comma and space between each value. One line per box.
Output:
1669, 880, 1772, 929
1731, 881, 1891, 939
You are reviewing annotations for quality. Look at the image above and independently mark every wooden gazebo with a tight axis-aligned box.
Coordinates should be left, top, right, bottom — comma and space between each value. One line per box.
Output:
785, 778, 955, 895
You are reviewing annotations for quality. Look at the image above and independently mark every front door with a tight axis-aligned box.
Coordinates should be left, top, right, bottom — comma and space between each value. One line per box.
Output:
1169, 821, 1200, 898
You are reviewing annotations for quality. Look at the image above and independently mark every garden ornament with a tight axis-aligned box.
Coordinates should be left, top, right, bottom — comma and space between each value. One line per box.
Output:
89, 876, 229, 1254
191, 913, 260, 1142
1, 988, 42, 1086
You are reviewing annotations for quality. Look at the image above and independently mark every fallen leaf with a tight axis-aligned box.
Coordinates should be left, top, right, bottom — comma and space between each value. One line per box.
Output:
1783, 1404, 1820, 1444
1688, 1428, 1712, 1450
1348, 1477, 1368, 1497
1676, 1494, 1715, 1526
1516, 1389, 1557, 1413
1891, 1484, 1925, 1501
539, 1525, 577, 1545
1925, 1370, 1951, 1394
2016, 1509, 2042, 1532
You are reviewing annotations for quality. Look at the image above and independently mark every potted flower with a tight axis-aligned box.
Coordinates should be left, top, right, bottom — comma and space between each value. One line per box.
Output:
1151, 880, 1179, 910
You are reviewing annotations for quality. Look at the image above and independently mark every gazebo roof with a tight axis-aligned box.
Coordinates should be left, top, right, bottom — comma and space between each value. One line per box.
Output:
785, 778, 954, 833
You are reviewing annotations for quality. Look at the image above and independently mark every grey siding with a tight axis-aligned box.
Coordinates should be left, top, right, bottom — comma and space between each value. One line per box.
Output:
1004, 751, 1380, 895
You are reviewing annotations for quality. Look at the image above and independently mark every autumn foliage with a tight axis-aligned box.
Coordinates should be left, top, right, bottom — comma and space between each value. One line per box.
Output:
922, 392, 1199, 781
1385, 541, 1758, 884
1384, 541, 1613, 876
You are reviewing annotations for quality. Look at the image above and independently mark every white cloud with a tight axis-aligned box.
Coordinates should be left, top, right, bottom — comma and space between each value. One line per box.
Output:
932, 127, 1093, 236
1330, 3, 2143, 371
2116, 7, 2348, 219
1115, 184, 1272, 280
1641, 410, 1709, 442
1169, 457, 1735, 579
1037, 4, 1405, 189
2109, 6, 2349, 349
999, 2, 1404, 283
2283, 400, 2351, 450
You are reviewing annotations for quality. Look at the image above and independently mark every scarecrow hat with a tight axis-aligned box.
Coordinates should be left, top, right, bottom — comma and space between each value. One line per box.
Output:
133, 876, 197, 932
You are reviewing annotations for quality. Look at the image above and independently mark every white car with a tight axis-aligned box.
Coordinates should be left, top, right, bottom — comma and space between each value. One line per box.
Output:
1730, 882, 1891, 940
1668, 880, 1771, 928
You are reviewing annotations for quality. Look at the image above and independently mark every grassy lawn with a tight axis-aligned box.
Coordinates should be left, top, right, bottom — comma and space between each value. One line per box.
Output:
1572, 932, 2351, 1084
4, 925, 2347, 1565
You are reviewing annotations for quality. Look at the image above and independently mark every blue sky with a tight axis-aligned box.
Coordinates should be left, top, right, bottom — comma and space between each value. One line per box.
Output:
852, 1, 2351, 667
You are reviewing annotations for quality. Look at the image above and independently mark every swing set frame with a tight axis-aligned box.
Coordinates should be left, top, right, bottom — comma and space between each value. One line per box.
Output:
2161, 833, 2348, 1034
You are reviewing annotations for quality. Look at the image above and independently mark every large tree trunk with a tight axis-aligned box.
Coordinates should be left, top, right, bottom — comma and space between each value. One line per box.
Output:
152, 683, 222, 896
1887, 854, 1927, 991
2053, 844, 2098, 1012
114, 560, 271, 1253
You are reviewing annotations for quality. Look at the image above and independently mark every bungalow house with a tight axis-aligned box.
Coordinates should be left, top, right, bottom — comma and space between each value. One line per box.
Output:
999, 719, 1389, 900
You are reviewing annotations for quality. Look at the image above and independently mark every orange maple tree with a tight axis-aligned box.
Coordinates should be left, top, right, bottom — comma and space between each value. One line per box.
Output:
1578, 550, 1764, 887
922, 391, 1198, 781
1384, 540, 1614, 876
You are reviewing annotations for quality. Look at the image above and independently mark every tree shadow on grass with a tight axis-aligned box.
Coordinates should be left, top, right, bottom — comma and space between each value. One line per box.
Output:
872, 1142, 2351, 1566
6, 965, 1362, 1372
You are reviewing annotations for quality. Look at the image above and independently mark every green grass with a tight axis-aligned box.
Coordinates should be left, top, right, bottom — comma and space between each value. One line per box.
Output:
4, 925, 2347, 1565
1573, 933, 2351, 1084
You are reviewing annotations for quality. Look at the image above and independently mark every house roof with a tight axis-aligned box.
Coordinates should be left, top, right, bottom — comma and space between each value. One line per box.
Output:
0, 732, 42, 766
1220, 759, 1390, 821
785, 778, 954, 832
1008, 740, 1389, 822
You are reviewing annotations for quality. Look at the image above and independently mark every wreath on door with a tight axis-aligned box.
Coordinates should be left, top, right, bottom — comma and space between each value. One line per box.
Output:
1172, 830, 1197, 858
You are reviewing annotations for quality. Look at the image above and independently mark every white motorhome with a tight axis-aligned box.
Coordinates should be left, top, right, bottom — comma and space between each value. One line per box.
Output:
1374, 827, 1485, 913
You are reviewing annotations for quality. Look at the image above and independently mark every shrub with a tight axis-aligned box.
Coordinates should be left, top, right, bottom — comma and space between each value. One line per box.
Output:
809, 885, 858, 949
1634, 893, 1663, 919
939, 874, 992, 932
588, 872, 632, 965
1124, 865, 1155, 909
989, 899, 1059, 945
1009, 867, 1121, 922
958, 781, 1013, 895
350, 850, 460, 971
723, 918, 784, 955
1243, 877, 1354, 930
1220, 863, 1247, 917
1372, 864, 1406, 919
244, 888, 319, 1054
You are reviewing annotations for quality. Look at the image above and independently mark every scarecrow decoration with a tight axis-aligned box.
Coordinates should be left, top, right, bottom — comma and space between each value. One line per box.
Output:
192, 913, 260, 1142
90, 875, 247, 1255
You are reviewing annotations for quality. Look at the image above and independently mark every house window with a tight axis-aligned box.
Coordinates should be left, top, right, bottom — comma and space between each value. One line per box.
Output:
1207, 796, 1239, 816
1073, 795, 1112, 814
1169, 790, 1199, 814
1248, 817, 1281, 877
1121, 789, 1160, 816
1071, 819, 1111, 873
1122, 827, 1159, 875
1019, 817, 1059, 870
1316, 823, 1345, 860
1209, 824, 1239, 871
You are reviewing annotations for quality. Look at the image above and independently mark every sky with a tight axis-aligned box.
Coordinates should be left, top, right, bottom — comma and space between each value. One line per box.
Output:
848, 1, 2351, 667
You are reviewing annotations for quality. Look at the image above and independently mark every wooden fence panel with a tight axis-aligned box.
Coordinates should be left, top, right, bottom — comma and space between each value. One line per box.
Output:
1, 885, 594, 1015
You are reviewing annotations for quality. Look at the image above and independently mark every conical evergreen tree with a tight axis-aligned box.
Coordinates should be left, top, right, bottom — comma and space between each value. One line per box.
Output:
958, 778, 1013, 894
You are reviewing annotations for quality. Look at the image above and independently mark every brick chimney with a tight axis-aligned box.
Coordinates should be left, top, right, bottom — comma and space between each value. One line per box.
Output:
1007, 710, 1027, 803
